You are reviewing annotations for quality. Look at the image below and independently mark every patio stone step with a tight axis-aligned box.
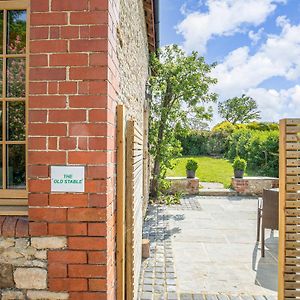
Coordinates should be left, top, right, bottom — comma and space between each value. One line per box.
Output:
198, 188, 237, 196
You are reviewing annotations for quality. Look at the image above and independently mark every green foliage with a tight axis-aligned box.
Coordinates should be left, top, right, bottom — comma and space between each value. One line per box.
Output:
207, 131, 230, 155
232, 156, 247, 171
176, 120, 279, 178
227, 129, 279, 177
178, 130, 229, 156
158, 178, 172, 195
245, 122, 279, 131
212, 121, 236, 133
218, 94, 260, 124
149, 44, 217, 197
151, 178, 181, 205
178, 131, 209, 156
161, 192, 182, 205
186, 159, 198, 171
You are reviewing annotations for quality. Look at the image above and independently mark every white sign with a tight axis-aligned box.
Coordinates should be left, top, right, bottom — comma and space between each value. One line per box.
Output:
51, 166, 85, 193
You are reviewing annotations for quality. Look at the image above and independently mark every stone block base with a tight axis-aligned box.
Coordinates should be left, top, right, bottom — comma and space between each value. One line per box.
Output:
166, 177, 199, 195
232, 176, 279, 196
0, 236, 67, 300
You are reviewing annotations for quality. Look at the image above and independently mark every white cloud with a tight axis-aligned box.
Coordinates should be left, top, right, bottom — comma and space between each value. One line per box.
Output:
177, 0, 286, 53
206, 16, 300, 122
211, 17, 300, 100
248, 86, 300, 122
248, 28, 264, 45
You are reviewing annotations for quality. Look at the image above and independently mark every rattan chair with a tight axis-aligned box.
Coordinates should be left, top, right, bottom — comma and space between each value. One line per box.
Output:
257, 188, 279, 257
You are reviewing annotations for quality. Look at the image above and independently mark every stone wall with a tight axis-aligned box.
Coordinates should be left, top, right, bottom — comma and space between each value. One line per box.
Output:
0, 235, 68, 300
107, 0, 150, 297
116, 0, 149, 126
166, 177, 200, 195
116, 0, 150, 220
232, 177, 279, 196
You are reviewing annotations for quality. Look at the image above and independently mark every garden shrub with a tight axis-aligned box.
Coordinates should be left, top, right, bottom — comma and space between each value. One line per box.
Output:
212, 121, 235, 133
178, 121, 279, 178
227, 129, 252, 160
232, 156, 247, 171
178, 131, 209, 156
186, 159, 198, 171
206, 131, 229, 155
178, 130, 228, 156
227, 129, 279, 177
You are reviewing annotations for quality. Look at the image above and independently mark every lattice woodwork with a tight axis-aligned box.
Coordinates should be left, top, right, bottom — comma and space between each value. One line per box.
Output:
126, 120, 144, 300
117, 105, 126, 300
279, 119, 300, 299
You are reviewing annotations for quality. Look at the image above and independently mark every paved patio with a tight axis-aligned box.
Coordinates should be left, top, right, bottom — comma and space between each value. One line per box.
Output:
139, 196, 278, 299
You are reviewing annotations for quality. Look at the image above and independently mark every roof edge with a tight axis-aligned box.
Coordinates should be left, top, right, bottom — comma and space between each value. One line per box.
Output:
144, 0, 159, 52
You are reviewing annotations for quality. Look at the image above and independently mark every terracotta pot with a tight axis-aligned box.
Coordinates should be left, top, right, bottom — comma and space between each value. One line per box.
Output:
186, 170, 195, 178
234, 169, 244, 178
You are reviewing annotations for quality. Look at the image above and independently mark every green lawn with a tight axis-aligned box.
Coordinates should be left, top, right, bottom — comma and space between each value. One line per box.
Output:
166, 156, 239, 188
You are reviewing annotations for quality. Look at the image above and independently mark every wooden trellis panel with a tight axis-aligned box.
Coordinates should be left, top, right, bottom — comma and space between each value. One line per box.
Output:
279, 119, 300, 299
117, 105, 126, 300
126, 120, 144, 300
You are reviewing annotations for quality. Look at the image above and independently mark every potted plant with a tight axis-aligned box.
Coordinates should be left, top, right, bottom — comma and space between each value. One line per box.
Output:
186, 159, 198, 178
233, 156, 247, 178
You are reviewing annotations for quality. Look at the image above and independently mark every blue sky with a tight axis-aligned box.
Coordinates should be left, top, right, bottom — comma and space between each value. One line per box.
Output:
160, 0, 300, 124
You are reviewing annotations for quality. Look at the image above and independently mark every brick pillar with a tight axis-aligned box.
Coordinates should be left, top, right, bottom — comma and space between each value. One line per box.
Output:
28, 0, 114, 298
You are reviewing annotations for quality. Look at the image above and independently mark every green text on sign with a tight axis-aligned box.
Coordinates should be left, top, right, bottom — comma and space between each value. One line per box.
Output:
51, 166, 85, 193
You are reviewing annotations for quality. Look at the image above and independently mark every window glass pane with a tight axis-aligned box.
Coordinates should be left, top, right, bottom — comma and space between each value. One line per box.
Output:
7, 10, 26, 54
6, 101, 25, 141
0, 104, 2, 141
7, 144, 25, 189
0, 58, 2, 96
6, 58, 25, 98
0, 145, 2, 189
0, 11, 3, 54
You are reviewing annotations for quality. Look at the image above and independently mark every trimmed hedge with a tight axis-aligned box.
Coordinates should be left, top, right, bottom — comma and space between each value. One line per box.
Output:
178, 130, 229, 156
179, 131, 210, 156
178, 122, 279, 177
227, 129, 279, 177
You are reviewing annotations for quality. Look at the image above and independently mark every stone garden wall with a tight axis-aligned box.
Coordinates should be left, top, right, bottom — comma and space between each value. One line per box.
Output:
0, 217, 68, 300
232, 177, 279, 196
166, 177, 200, 195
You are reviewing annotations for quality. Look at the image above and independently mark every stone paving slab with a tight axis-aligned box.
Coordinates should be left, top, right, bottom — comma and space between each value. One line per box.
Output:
179, 295, 277, 300
200, 182, 225, 189
198, 189, 237, 197
167, 197, 278, 296
138, 197, 278, 300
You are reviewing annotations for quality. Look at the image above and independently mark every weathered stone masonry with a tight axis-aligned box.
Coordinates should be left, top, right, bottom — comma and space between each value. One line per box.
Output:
0, 217, 68, 299
0, 0, 154, 299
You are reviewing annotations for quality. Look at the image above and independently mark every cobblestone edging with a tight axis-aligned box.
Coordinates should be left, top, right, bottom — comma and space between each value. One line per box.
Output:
167, 197, 202, 211
138, 205, 178, 300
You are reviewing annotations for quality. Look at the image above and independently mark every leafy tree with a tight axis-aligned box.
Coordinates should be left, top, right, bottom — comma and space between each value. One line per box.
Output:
149, 45, 217, 197
218, 94, 260, 124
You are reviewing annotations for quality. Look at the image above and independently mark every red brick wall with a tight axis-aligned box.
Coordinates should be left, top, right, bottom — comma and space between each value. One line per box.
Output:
28, 0, 114, 298
232, 177, 279, 195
